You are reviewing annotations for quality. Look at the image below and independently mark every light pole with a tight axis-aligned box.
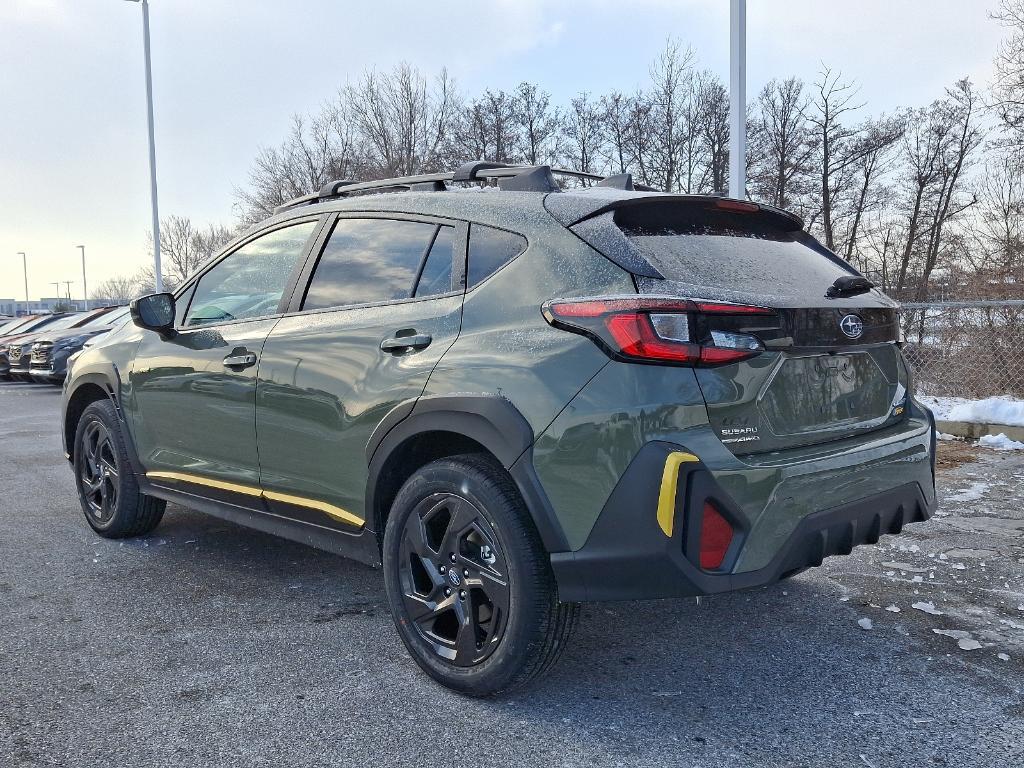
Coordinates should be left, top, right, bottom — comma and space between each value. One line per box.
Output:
17, 252, 27, 315
78, 245, 88, 310
729, 0, 747, 199
125, 0, 162, 292
51, 282, 61, 310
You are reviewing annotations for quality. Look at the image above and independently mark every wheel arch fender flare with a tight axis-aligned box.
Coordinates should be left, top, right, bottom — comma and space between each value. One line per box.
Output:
63, 367, 143, 473
365, 394, 570, 553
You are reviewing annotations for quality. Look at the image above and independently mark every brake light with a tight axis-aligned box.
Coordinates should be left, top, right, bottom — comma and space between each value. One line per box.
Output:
699, 502, 734, 569
542, 296, 772, 367
714, 198, 760, 213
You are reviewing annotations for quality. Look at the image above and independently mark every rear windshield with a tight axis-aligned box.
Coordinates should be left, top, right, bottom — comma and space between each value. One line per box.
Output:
619, 207, 853, 295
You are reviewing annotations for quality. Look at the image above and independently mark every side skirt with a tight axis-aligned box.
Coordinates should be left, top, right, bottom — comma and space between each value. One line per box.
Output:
138, 478, 382, 567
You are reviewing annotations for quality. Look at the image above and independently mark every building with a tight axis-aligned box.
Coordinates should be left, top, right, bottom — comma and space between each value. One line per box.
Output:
0, 297, 90, 316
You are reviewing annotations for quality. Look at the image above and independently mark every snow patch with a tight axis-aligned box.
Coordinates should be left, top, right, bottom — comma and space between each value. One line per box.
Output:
912, 601, 944, 615
933, 629, 982, 650
979, 433, 1024, 451
946, 481, 991, 503
858, 617, 874, 630
946, 396, 1024, 427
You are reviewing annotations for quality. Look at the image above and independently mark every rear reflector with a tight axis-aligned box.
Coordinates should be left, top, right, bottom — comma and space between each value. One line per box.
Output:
699, 502, 734, 570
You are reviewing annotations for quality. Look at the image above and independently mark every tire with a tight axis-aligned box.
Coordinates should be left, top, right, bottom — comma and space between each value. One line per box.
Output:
382, 453, 578, 696
73, 399, 165, 538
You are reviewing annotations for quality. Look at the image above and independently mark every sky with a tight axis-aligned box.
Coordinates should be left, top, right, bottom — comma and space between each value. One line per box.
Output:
0, 0, 1007, 302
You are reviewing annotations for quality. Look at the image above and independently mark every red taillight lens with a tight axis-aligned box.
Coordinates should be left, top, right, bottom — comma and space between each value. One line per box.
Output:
543, 296, 772, 367
605, 313, 697, 363
699, 502, 734, 570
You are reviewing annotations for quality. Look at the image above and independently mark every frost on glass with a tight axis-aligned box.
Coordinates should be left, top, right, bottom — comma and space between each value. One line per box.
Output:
629, 231, 853, 302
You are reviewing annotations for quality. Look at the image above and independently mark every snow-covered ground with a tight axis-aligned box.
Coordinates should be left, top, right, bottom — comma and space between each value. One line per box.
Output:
918, 394, 1024, 427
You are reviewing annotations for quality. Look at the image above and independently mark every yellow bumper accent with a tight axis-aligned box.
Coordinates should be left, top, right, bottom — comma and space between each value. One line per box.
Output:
656, 451, 700, 537
145, 471, 364, 528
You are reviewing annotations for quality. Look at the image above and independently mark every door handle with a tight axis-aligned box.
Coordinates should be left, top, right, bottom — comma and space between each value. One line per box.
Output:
223, 352, 258, 369
380, 333, 432, 352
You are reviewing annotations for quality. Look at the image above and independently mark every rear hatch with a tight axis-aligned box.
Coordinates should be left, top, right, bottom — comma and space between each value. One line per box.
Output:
564, 195, 908, 455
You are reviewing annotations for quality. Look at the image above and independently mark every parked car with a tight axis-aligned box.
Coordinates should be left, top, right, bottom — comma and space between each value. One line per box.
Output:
61, 162, 937, 695
29, 306, 129, 384
0, 314, 73, 379
6, 309, 116, 381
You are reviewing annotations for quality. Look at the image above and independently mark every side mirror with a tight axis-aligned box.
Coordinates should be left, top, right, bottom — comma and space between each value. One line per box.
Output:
130, 293, 176, 337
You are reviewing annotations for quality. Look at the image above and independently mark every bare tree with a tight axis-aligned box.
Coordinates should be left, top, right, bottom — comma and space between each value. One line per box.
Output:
344, 63, 458, 176
599, 91, 634, 174
562, 93, 603, 177
841, 115, 905, 265
647, 39, 695, 192
696, 73, 730, 194
456, 89, 519, 165
513, 82, 561, 165
235, 110, 361, 224
149, 215, 235, 285
748, 77, 815, 211
91, 275, 141, 305
894, 81, 984, 297
991, 0, 1024, 149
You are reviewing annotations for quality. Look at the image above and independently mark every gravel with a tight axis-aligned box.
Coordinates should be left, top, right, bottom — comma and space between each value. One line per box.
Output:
1, 381, 1022, 767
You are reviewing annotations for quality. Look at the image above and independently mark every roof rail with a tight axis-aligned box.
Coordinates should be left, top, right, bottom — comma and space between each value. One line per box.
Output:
272, 162, 660, 215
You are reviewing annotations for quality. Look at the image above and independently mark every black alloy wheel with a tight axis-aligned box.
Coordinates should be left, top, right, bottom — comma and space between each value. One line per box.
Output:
382, 454, 578, 696
397, 492, 510, 667
73, 399, 165, 538
79, 418, 120, 525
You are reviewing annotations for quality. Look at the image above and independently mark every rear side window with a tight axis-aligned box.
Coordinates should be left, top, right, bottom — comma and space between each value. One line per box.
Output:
414, 226, 454, 298
619, 205, 852, 295
467, 225, 527, 288
303, 218, 448, 310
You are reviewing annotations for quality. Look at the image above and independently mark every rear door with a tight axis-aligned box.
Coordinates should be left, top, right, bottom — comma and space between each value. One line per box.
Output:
618, 200, 908, 454
255, 213, 466, 530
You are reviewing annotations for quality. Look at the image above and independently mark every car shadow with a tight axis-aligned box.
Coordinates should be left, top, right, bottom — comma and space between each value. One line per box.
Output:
114, 505, 1013, 765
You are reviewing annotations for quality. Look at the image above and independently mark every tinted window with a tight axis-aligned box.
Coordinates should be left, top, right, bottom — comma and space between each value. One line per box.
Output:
467, 225, 527, 288
184, 221, 316, 327
414, 226, 454, 297
303, 218, 438, 310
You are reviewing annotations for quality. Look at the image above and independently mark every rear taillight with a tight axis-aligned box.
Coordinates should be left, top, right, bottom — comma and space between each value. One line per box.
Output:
542, 296, 773, 367
699, 502, 734, 570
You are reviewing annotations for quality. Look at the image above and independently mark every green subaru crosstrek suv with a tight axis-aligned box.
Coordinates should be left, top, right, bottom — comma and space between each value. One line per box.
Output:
61, 162, 936, 695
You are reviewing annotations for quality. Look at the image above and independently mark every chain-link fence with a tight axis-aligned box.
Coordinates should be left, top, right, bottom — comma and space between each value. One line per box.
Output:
900, 300, 1024, 399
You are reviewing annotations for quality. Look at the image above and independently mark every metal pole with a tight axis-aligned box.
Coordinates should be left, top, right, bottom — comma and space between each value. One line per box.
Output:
140, 0, 162, 292
18, 252, 27, 315
729, 0, 747, 199
78, 246, 88, 310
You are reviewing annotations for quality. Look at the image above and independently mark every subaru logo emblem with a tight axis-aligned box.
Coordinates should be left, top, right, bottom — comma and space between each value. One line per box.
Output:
448, 569, 461, 587
839, 314, 864, 339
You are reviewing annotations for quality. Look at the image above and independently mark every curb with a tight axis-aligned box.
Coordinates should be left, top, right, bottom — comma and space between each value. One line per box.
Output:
936, 420, 1024, 443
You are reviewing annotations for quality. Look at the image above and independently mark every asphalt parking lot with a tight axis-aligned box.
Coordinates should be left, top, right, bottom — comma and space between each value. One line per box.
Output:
1, 381, 1022, 768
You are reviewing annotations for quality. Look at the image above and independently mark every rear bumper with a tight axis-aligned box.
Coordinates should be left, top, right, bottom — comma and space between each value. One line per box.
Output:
551, 422, 936, 602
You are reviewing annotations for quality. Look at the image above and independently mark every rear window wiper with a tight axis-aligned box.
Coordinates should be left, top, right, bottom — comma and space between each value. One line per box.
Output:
826, 275, 874, 299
